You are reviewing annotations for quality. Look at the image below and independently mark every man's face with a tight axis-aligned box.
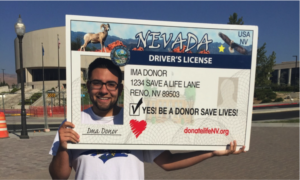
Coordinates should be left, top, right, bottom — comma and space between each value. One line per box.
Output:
87, 68, 123, 116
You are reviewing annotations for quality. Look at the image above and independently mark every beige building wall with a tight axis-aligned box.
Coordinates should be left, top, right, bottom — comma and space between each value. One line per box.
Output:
14, 27, 66, 90
15, 26, 66, 70
273, 61, 299, 70
14, 27, 124, 90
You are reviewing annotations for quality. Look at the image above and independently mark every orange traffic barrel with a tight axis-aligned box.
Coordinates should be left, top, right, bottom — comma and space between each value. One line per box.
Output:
0, 112, 9, 138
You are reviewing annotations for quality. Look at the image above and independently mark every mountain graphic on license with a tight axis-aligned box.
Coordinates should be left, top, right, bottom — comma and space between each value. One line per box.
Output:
115, 49, 127, 63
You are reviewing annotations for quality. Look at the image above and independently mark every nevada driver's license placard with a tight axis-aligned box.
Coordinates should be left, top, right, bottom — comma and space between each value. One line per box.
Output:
66, 15, 258, 151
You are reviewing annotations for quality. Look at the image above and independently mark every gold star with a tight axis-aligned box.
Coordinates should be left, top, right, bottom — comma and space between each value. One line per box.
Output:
219, 45, 225, 52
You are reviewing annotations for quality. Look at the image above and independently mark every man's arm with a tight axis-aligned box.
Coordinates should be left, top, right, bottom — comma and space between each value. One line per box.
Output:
154, 140, 245, 171
49, 121, 80, 179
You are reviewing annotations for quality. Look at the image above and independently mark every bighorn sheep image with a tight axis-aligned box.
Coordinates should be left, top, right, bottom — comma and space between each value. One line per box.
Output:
80, 24, 110, 52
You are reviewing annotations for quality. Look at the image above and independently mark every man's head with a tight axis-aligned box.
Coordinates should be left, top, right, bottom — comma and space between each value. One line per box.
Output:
87, 58, 123, 116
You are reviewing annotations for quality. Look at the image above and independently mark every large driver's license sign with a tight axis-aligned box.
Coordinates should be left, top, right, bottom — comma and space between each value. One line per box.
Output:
66, 15, 258, 151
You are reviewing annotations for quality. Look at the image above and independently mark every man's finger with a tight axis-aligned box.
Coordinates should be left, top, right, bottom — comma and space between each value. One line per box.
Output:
64, 136, 79, 144
62, 133, 80, 143
63, 129, 80, 139
233, 146, 246, 154
62, 121, 75, 128
70, 130, 80, 140
239, 146, 246, 153
230, 141, 234, 153
233, 140, 237, 153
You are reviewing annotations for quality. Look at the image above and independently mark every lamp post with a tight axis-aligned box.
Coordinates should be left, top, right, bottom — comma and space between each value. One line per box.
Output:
15, 15, 29, 139
2, 69, 4, 84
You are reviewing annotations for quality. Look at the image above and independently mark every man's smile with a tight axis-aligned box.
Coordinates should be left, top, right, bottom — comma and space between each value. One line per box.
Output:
95, 96, 111, 102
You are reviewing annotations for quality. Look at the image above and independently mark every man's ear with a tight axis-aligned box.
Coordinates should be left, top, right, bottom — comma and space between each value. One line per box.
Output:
118, 84, 123, 96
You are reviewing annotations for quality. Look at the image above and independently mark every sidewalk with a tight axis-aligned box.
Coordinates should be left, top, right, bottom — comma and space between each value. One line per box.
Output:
0, 124, 298, 179
0, 132, 76, 180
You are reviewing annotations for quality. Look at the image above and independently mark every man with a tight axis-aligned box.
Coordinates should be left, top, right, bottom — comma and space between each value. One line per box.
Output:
49, 58, 246, 180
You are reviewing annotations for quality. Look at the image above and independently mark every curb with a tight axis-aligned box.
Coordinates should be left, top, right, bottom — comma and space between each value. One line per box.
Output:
6, 121, 62, 125
253, 118, 299, 122
252, 123, 299, 127
8, 131, 57, 139
253, 107, 299, 114
253, 102, 299, 108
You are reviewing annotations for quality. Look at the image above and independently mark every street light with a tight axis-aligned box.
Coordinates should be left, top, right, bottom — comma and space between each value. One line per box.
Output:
15, 15, 29, 139
2, 69, 4, 84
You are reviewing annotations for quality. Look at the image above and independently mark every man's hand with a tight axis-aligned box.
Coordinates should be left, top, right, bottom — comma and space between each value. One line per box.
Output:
213, 140, 246, 156
58, 121, 80, 150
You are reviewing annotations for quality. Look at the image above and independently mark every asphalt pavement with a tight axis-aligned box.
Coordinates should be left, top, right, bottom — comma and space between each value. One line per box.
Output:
0, 103, 299, 179
0, 124, 298, 179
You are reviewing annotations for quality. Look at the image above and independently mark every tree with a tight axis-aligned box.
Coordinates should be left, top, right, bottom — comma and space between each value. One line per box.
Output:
71, 36, 83, 50
227, 13, 276, 88
228, 13, 244, 25
0, 81, 8, 87
255, 43, 276, 87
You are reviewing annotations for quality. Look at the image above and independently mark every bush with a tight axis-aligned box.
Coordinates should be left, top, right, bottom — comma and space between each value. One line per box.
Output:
47, 88, 56, 93
254, 88, 277, 100
274, 97, 284, 102
271, 84, 299, 92
261, 98, 272, 103
286, 86, 294, 91
268, 92, 277, 99
18, 92, 43, 105
254, 89, 266, 100
256, 94, 265, 100
24, 99, 31, 104
10, 88, 20, 93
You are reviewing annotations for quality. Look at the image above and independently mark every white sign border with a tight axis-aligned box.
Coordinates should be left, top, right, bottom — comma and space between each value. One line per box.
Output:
66, 15, 258, 151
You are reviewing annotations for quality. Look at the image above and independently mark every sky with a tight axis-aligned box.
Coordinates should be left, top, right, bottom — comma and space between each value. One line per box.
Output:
0, 1, 299, 74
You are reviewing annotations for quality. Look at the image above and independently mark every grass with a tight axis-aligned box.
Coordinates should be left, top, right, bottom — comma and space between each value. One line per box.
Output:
263, 119, 299, 123
10, 88, 20, 93
18, 92, 43, 105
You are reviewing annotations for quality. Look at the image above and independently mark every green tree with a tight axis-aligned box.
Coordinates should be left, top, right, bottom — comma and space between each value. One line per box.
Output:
71, 36, 83, 50
228, 12, 244, 25
0, 81, 8, 87
227, 13, 276, 88
255, 43, 276, 87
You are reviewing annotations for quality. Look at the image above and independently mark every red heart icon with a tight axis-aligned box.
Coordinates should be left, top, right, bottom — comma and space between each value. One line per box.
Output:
130, 119, 147, 138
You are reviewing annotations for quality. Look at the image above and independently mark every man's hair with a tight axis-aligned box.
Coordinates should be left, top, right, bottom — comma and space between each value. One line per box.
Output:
87, 58, 122, 84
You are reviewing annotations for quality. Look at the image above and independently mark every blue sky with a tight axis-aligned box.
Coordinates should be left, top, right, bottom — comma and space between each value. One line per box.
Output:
0, 1, 298, 74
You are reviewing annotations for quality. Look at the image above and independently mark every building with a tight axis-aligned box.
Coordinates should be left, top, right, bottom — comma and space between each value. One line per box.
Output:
14, 26, 67, 90
14, 26, 298, 90
14, 26, 124, 90
270, 61, 299, 86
